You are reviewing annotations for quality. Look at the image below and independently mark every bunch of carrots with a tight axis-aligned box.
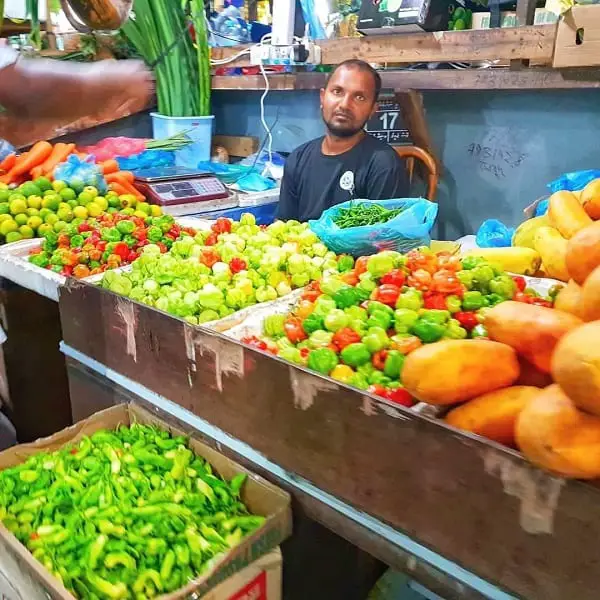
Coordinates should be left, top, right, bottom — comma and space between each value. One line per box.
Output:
0, 141, 144, 201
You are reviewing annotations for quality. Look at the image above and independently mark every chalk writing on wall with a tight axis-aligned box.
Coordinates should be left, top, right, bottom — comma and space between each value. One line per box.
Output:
466, 127, 529, 181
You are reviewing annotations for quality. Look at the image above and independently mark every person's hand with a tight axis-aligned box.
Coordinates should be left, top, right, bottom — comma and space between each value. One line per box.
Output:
0, 54, 153, 120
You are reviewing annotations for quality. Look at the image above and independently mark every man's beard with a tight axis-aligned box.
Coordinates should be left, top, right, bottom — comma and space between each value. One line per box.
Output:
323, 115, 367, 138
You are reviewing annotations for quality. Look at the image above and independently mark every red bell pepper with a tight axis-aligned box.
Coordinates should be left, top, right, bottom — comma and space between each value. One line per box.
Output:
200, 248, 220, 268
204, 232, 218, 246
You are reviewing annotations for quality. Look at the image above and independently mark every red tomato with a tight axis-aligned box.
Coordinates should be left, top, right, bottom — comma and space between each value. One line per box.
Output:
371, 284, 401, 307
455, 311, 478, 330
332, 327, 361, 351
284, 317, 307, 344
380, 269, 406, 288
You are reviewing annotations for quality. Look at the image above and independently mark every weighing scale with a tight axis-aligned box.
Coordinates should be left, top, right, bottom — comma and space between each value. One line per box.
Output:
133, 166, 238, 217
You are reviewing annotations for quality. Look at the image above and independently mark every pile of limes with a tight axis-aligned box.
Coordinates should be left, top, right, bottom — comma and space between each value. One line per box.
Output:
0, 177, 161, 244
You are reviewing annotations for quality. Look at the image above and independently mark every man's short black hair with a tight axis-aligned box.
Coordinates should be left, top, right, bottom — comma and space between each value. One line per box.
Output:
325, 60, 382, 102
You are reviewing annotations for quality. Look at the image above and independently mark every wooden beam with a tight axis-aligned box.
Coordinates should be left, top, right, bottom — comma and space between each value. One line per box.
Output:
211, 25, 557, 67
511, 0, 539, 68
212, 67, 600, 91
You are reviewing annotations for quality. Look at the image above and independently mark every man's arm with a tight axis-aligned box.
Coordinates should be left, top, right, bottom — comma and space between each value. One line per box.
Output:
276, 155, 300, 221
364, 151, 410, 200
0, 49, 152, 120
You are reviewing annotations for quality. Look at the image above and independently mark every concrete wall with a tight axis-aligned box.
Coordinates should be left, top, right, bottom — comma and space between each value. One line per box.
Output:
212, 88, 600, 239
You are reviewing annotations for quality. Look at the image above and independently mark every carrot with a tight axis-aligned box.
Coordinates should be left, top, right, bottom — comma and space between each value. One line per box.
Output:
105, 171, 135, 185
109, 182, 129, 196
30, 166, 44, 179
0, 153, 16, 173
100, 159, 120, 175
2, 141, 53, 183
38, 143, 75, 176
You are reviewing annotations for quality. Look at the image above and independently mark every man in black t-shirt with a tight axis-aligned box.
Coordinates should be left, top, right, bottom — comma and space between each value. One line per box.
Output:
277, 60, 409, 222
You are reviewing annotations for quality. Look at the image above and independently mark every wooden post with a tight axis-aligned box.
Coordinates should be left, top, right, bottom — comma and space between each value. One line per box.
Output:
394, 90, 441, 176
511, 0, 538, 69
45, 0, 57, 50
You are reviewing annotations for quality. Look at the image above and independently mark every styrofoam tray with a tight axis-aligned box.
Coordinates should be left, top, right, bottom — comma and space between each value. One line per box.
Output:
0, 239, 122, 302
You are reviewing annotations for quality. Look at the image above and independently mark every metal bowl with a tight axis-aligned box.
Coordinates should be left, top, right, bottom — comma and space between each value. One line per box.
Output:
60, 0, 133, 33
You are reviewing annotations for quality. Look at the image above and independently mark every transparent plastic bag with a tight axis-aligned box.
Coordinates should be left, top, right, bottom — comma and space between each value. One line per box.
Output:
54, 155, 107, 193
476, 219, 514, 248
309, 198, 438, 256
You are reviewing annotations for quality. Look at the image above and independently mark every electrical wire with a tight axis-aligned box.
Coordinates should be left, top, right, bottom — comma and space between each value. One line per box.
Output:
259, 58, 273, 173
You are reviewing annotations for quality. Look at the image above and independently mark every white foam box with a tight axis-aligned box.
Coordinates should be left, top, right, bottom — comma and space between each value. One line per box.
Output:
471, 8, 558, 29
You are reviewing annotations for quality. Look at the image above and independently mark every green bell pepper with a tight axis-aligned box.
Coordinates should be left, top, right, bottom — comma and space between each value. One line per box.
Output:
368, 371, 392, 386
444, 319, 468, 340
411, 318, 446, 343
307, 348, 339, 375
420, 309, 450, 325
29, 254, 50, 269
333, 287, 361, 309
462, 291, 485, 311
348, 373, 369, 390
489, 275, 516, 299
340, 343, 371, 367
147, 226, 163, 243
367, 301, 394, 317
344, 305, 367, 321
461, 256, 485, 270
101, 227, 121, 243
308, 330, 334, 349
362, 327, 389, 353
445, 295, 462, 313
313, 295, 337, 317
349, 319, 367, 337
457, 270, 474, 290
116, 220, 135, 235
367, 310, 392, 331
485, 293, 504, 307
395, 289, 423, 311
337, 255, 355, 272
324, 309, 350, 332
383, 350, 405, 379
472, 265, 495, 291
394, 308, 419, 333
302, 313, 325, 335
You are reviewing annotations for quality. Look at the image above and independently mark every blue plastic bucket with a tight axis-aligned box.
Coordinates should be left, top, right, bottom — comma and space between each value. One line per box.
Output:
150, 113, 215, 168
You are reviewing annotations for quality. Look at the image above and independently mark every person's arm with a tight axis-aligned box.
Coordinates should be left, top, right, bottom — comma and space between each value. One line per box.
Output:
276, 154, 300, 221
364, 151, 410, 200
0, 49, 152, 120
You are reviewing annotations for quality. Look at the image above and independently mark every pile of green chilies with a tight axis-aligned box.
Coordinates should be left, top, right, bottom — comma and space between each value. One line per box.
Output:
122, 0, 211, 118
333, 203, 405, 229
0, 423, 264, 599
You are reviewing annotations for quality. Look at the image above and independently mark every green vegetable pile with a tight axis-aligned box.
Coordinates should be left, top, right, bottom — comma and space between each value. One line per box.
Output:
0, 424, 264, 599
333, 203, 404, 229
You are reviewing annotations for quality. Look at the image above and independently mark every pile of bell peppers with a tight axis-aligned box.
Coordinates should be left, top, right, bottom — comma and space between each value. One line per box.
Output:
243, 248, 555, 405
0, 423, 264, 599
28, 213, 194, 279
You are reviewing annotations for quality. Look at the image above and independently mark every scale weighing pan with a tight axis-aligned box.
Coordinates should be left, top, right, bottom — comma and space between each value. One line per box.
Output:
134, 166, 234, 208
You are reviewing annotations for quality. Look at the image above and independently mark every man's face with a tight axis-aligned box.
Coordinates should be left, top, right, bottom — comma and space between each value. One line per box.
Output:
320, 66, 378, 138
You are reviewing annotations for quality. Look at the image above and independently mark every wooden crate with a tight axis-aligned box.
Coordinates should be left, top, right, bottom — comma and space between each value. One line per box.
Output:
554, 5, 600, 67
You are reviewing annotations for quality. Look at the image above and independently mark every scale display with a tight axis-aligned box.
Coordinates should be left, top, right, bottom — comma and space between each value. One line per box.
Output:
134, 167, 231, 207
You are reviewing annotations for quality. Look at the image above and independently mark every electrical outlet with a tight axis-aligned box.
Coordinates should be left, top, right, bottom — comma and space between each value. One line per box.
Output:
248, 42, 321, 66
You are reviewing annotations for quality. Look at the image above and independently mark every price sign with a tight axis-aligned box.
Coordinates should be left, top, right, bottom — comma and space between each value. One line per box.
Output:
366, 99, 412, 146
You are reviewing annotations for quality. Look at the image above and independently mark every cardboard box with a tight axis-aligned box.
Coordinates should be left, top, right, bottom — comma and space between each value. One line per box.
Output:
0, 403, 291, 600
471, 8, 558, 29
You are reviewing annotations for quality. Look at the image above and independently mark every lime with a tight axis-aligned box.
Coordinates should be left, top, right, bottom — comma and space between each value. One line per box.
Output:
95, 196, 108, 211
78, 191, 94, 206
59, 187, 77, 202
120, 207, 134, 216
34, 177, 53, 192
0, 220, 18, 236
39, 208, 51, 220
57, 207, 73, 223
19, 183, 42, 198
0, 190, 10, 203
107, 207, 118, 214
72, 217, 84, 227
27, 216, 43, 231
52, 180, 68, 193
14, 214, 28, 226
45, 213, 59, 225
5, 232, 23, 244
69, 178, 85, 194
87, 202, 103, 218
41, 195, 61, 211
108, 195, 121, 208
18, 225, 34, 239
27, 208, 40, 217
27, 195, 42, 210
120, 194, 137, 209
68, 199, 78, 209
0, 183, 8, 191
9, 199, 28, 215
150, 205, 162, 217
43, 189, 58, 197
136, 202, 151, 215
83, 186, 98, 199
73, 206, 89, 219
0, 203, 9, 215
53, 220, 67, 233
37, 223, 53, 237
133, 210, 148, 220
0, 215, 12, 224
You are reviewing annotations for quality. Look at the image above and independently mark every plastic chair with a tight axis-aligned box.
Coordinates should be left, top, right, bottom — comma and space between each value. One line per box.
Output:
394, 146, 439, 202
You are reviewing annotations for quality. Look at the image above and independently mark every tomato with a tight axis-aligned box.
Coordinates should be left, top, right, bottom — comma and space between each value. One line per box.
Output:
371, 284, 401, 307
211, 217, 232, 234
340, 270, 359, 286
355, 256, 369, 276
332, 327, 361, 351
380, 269, 405, 288
229, 257, 248, 274
284, 317, 307, 344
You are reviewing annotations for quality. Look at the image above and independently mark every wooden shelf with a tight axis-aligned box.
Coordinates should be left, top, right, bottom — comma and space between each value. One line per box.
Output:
212, 67, 600, 91
211, 25, 557, 68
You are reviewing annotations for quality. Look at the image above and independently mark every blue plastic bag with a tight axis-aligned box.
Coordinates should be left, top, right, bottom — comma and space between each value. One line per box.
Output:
548, 170, 600, 193
309, 198, 438, 257
54, 155, 107, 193
476, 219, 514, 248
534, 198, 549, 217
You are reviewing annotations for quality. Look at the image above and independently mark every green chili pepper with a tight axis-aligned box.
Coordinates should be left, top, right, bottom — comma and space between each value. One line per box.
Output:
340, 343, 371, 367
333, 287, 361, 309
302, 313, 325, 335
411, 318, 446, 343
307, 348, 339, 375
367, 310, 392, 331
462, 291, 485, 311
86, 571, 128, 599
445, 295, 462, 313
362, 327, 389, 353
393, 308, 419, 333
